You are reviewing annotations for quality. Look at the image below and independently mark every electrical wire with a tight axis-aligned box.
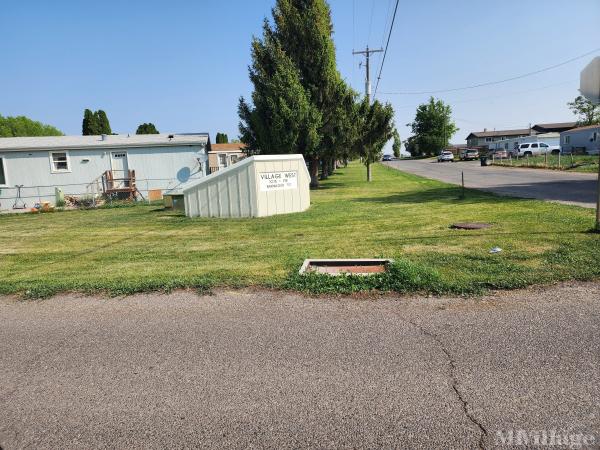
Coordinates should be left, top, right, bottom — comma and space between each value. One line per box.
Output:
379, 47, 600, 95
388, 79, 577, 109
374, 0, 400, 98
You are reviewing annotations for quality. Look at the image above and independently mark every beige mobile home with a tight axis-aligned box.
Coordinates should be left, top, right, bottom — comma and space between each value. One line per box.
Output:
182, 154, 310, 218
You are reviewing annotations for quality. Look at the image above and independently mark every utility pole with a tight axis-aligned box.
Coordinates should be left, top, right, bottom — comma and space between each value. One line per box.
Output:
353, 46, 383, 182
353, 46, 383, 104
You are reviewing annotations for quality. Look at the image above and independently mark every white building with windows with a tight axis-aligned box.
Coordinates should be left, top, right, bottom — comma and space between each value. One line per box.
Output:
0, 133, 209, 209
465, 128, 531, 147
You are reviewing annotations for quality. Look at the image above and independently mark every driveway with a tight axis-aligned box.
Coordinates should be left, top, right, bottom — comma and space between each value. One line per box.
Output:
1, 284, 599, 449
385, 159, 598, 208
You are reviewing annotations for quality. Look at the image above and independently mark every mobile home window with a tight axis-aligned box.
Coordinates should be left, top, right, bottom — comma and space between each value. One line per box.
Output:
485, 137, 493, 142
50, 152, 70, 172
565, 136, 571, 144
0, 158, 6, 185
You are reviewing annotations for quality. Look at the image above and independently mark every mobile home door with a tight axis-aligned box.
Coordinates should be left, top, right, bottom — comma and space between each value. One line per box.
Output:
110, 152, 129, 188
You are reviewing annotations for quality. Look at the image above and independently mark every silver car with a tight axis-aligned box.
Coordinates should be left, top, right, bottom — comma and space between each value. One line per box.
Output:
437, 151, 455, 162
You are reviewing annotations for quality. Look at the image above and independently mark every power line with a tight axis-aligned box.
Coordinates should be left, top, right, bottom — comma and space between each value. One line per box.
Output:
374, 0, 400, 98
375, 0, 394, 71
389, 79, 577, 109
380, 47, 600, 95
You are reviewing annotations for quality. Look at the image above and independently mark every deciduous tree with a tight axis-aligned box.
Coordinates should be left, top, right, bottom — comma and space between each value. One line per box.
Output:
136, 123, 159, 134
392, 129, 401, 158
353, 99, 395, 181
568, 95, 600, 126
0, 114, 63, 137
407, 97, 457, 157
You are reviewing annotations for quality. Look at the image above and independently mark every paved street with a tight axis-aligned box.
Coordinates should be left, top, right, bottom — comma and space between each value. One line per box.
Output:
1, 283, 599, 449
385, 159, 598, 208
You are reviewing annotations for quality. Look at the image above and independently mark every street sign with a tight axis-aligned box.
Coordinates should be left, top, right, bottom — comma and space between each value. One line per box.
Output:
580, 56, 600, 104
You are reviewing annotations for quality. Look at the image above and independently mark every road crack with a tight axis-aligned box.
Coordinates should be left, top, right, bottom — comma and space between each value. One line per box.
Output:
405, 318, 489, 449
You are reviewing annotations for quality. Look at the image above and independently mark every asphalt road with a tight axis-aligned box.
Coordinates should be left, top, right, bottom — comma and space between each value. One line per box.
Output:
1, 283, 599, 449
385, 159, 598, 208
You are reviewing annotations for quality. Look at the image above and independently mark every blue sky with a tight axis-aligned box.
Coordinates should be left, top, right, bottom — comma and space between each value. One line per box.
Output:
1, 0, 599, 150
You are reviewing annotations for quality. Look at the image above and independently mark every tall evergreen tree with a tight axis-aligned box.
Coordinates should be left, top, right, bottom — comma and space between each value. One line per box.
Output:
95, 110, 112, 135
239, 0, 344, 188
215, 132, 230, 144
82, 109, 97, 135
82, 109, 112, 135
238, 25, 321, 167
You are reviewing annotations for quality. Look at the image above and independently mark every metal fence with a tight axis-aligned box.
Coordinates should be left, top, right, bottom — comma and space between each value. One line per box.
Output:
0, 175, 204, 212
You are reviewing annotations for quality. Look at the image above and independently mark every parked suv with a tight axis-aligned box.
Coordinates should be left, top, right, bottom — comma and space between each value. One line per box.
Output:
437, 151, 455, 162
459, 148, 479, 161
515, 142, 558, 157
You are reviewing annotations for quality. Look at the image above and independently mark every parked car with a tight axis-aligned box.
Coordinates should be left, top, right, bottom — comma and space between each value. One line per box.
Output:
459, 148, 479, 161
490, 149, 508, 159
382, 154, 393, 161
437, 151, 455, 162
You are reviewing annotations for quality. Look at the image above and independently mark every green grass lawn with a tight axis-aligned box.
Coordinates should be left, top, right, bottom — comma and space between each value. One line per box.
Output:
493, 154, 599, 173
1, 162, 599, 298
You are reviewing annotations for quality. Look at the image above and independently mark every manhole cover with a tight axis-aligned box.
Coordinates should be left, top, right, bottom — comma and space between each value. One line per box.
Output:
299, 259, 393, 276
450, 222, 492, 230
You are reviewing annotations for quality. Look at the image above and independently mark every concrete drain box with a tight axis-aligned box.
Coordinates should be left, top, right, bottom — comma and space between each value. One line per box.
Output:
182, 154, 311, 218
299, 259, 393, 276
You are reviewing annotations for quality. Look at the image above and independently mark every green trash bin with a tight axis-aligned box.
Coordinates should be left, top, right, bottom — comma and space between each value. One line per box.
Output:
480, 156, 489, 166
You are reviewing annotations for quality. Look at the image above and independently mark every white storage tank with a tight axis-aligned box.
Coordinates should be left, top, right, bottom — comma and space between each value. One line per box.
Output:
182, 154, 311, 218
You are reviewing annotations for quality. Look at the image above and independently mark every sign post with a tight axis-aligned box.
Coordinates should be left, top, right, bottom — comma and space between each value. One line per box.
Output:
580, 57, 600, 231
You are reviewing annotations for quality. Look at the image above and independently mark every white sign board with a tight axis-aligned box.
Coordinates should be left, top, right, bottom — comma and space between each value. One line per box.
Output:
580, 56, 600, 104
259, 171, 298, 192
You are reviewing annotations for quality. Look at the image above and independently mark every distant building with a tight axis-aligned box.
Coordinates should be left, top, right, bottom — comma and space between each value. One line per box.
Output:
531, 122, 577, 134
465, 129, 531, 147
208, 143, 247, 173
560, 124, 600, 155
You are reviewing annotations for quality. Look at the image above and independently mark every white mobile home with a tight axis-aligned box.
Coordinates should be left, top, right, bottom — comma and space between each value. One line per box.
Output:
0, 133, 209, 210
560, 125, 600, 155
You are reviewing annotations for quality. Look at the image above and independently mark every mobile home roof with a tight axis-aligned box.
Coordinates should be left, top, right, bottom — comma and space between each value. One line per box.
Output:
0, 133, 209, 152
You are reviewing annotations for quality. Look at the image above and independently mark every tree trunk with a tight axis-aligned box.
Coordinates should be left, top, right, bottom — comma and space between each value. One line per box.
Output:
330, 157, 336, 174
320, 158, 328, 180
367, 161, 372, 182
309, 157, 320, 189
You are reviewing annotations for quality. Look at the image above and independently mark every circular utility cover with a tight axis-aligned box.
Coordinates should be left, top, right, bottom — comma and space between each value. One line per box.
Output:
450, 222, 492, 230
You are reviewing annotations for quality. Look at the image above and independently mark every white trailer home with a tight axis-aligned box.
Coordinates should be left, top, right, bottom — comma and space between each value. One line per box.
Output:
560, 124, 600, 155
0, 133, 209, 210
